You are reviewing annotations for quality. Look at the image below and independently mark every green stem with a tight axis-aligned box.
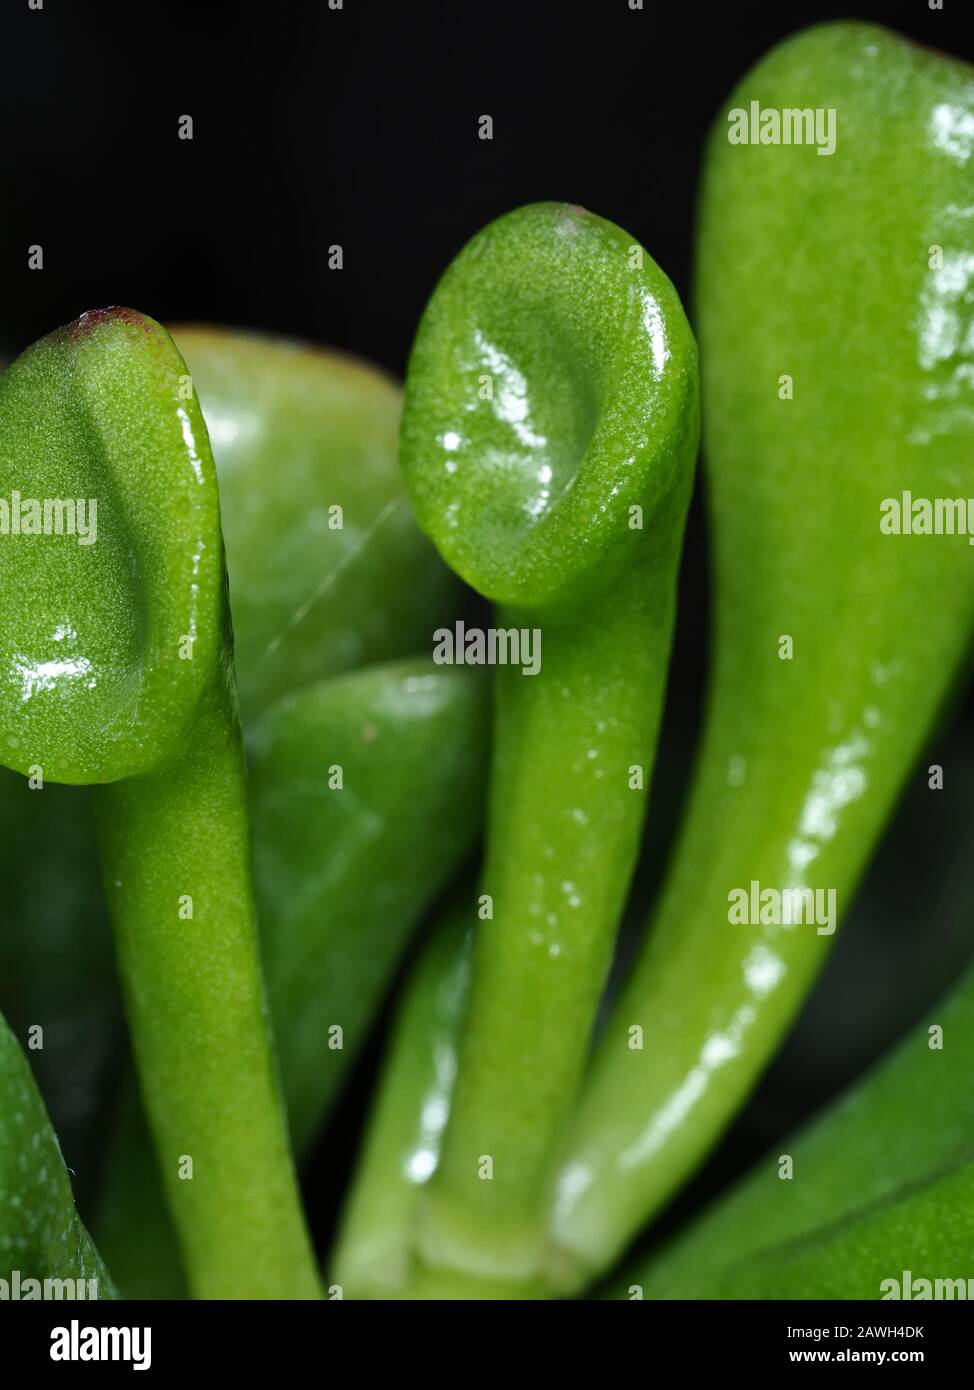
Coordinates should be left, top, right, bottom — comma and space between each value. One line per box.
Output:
421, 567, 676, 1277
97, 694, 319, 1299
92, 660, 489, 1295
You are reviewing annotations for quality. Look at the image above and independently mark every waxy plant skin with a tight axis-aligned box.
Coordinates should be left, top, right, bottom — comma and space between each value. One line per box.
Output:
1, 20, 972, 1308
399, 202, 698, 1288
0, 310, 320, 1299
615, 958, 974, 1299
547, 23, 974, 1291
87, 328, 488, 1298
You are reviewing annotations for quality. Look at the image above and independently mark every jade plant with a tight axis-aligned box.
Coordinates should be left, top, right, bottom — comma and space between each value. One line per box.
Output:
3, 18, 974, 1304
397, 201, 698, 1288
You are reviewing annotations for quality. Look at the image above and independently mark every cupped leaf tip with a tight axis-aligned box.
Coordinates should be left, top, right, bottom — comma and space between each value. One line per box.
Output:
400, 201, 698, 612
0, 308, 228, 784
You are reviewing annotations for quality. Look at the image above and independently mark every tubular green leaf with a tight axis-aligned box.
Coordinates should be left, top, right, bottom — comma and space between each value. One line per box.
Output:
400, 202, 699, 1283
0, 309, 319, 1299
548, 23, 974, 1289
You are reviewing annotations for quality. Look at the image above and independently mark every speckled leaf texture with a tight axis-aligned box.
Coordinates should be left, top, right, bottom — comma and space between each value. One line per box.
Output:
548, 23, 974, 1294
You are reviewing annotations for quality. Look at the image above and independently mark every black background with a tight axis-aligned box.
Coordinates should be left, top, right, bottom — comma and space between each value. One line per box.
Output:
4, 0, 974, 1276
3, 0, 972, 369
